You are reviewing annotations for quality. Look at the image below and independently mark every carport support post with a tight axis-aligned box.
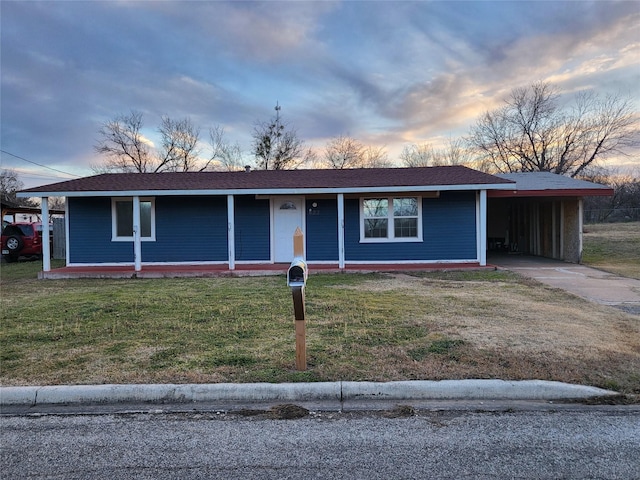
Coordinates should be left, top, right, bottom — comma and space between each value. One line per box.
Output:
41, 197, 51, 272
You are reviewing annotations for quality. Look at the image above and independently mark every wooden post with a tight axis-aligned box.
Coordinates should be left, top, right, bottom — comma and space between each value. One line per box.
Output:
292, 227, 306, 371
293, 227, 304, 258
292, 286, 306, 371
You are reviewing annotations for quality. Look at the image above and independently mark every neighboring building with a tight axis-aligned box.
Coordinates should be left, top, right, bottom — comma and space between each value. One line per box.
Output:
18, 166, 612, 276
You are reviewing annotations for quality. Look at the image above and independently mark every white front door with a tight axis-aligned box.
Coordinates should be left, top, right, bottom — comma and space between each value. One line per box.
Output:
273, 196, 304, 262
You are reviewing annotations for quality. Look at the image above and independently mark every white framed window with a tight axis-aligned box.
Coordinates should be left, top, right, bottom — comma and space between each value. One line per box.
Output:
111, 197, 156, 241
360, 196, 422, 243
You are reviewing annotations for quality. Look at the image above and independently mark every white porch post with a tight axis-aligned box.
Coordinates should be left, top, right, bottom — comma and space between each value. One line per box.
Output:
560, 200, 565, 260
41, 197, 51, 272
133, 196, 142, 272
337, 193, 345, 269
552, 201, 557, 259
578, 198, 584, 262
227, 194, 235, 270
478, 190, 487, 266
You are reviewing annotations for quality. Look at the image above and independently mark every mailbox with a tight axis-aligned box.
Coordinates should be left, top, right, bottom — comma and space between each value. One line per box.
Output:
287, 257, 308, 288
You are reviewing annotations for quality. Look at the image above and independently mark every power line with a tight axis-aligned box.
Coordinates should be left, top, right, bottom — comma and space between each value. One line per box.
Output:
0, 150, 83, 178
18, 172, 77, 181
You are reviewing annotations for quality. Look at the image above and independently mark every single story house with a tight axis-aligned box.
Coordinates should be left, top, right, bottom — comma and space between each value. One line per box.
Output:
18, 166, 612, 277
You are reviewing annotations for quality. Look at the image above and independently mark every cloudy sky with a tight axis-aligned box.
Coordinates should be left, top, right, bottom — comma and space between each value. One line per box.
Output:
1, 0, 639, 188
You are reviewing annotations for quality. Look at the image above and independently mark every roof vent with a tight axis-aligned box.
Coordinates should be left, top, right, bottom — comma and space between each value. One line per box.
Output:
244, 165, 251, 173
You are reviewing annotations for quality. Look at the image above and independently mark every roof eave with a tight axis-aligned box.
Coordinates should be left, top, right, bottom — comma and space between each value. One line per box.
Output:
487, 188, 614, 198
18, 182, 515, 198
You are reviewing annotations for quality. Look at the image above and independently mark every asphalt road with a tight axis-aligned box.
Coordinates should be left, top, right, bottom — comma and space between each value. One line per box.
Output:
2, 406, 639, 479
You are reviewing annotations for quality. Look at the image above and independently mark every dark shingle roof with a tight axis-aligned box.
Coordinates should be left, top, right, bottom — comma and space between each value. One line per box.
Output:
492, 172, 614, 197
495, 172, 612, 191
21, 166, 514, 195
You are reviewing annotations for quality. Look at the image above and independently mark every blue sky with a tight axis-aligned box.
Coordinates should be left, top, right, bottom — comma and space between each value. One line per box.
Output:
1, 0, 638, 188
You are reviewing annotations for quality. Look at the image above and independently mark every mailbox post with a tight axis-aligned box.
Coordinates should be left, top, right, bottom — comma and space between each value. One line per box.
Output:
287, 227, 307, 371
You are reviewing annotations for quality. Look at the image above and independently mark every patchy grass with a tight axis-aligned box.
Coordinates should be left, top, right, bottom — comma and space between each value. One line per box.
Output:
1, 260, 638, 394
0, 258, 66, 281
583, 222, 640, 279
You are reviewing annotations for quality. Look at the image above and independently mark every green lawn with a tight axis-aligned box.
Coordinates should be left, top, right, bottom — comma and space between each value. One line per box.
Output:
1, 258, 638, 394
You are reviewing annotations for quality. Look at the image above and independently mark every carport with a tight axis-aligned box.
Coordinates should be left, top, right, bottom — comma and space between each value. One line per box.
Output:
487, 173, 613, 263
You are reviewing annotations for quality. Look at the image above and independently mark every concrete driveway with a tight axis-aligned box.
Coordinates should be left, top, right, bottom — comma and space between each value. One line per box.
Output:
490, 254, 640, 315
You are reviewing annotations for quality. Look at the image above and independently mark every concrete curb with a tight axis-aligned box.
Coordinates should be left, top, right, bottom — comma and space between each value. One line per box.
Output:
0, 380, 618, 407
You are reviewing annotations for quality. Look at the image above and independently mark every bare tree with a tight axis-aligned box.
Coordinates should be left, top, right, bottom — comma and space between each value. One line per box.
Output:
439, 138, 472, 166
467, 82, 638, 177
157, 116, 202, 172
582, 166, 640, 222
94, 110, 151, 173
252, 103, 304, 170
323, 135, 364, 169
362, 145, 390, 168
0, 169, 25, 205
400, 143, 437, 167
95, 111, 211, 173
299, 147, 319, 169
323, 135, 389, 169
401, 139, 470, 167
209, 126, 245, 171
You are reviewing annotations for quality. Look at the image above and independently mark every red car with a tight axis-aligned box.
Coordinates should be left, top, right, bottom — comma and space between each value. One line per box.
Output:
1, 222, 52, 262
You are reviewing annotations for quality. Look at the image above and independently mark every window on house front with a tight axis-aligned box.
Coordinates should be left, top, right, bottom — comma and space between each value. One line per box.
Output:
112, 198, 155, 241
360, 197, 422, 242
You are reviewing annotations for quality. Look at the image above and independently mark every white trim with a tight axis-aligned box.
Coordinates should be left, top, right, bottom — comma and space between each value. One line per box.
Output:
359, 196, 423, 243
64, 259, 479, 268
111, 197, 156, 242
560, 200, 565, 259
133, 196, 141, 272
41, 197, 51, 272
477, 190, 487, 266
227, 195, 235, 270
66, 262, 137, 267
552, 201, 557, 259
535, 203, 541, 256
21, 183, 515, 199
578, 198, 583, 260
360, 237, 424, 244
65, 198, 70, 265
66, 261, 229, 267
337, 193, 345, 269
344, 259, 480, 265
269, 198, 274, 263
235, 260, 277, 265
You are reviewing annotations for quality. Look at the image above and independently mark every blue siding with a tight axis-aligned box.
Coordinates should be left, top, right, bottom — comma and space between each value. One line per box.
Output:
344, 192, 477, 261
423, 192, 477, 259
68, 197, 133, 263
234, 196, 270, 261
143, 196, 227, 262
306, 199, 339, 261
68, 196, 228, 264
68, 191, 477, 265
